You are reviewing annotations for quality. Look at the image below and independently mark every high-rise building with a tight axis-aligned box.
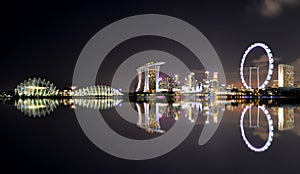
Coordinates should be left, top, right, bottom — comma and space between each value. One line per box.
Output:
278, 64, 294, 87
211, 72, 219, 92
186, 72, 195, 89
136, 61, 166, 93
205, 71, 209, 83
213, 72, 218, 82
272, 80, 278, 88
174, 74, 179, 83
294, 81, 300, 88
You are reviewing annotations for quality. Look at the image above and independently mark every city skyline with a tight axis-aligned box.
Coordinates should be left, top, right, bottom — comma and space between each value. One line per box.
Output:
3, 1, 300, 173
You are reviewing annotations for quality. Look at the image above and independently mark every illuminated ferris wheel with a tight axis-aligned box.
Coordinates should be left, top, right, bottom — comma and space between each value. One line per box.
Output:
240, 43, 274, 89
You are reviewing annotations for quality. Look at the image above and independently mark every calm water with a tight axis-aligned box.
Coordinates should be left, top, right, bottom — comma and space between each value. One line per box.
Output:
1, 97, 300, 173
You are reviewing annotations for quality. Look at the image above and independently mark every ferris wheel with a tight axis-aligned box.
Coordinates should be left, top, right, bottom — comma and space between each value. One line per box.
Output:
240, 43, 274, 89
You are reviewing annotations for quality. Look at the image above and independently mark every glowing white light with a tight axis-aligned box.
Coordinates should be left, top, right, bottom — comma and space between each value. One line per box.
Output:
26, 86, 47, 90
240, 43, 274, 89
240, 105, 274, 152
27, 105, 46, 109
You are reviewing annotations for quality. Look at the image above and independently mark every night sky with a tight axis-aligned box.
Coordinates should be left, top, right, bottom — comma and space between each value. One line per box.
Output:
1, 0, 300, 91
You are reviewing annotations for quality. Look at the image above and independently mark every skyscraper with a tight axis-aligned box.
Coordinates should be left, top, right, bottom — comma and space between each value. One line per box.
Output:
278, 64, 294, 87
174, 74, 179, 83
136, 61, 166, 93
211, 72, 219, 92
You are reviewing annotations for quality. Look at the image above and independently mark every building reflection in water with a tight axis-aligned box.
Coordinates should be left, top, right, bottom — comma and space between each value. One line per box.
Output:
273, 107, 294, 131
134, 98, 225, 134
14, 98, 123, 117
70, 98, 123, 110
135, 102, 166, 134
238, 100, 296, 153
11, 97, 300, 153
15, 98, 59, 117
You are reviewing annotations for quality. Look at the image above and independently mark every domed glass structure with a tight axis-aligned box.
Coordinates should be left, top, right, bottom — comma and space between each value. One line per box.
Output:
14, 77, 59, 97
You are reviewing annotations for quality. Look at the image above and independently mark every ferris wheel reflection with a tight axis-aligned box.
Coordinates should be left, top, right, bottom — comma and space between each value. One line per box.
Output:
240, 105, 274, 152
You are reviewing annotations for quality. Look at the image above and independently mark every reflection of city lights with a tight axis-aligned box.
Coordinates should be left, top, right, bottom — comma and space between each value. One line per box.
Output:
73, 98, 123, 110
240, 105, 274, 152
27, 105, 46, 109
15, 99, 59, 117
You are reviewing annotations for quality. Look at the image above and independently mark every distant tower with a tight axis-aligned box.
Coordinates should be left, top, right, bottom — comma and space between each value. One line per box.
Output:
187, 72, 195, 90
187, 74, 192, 88
211, 72, 219, 92
278, 64, 294, 87
213, 72, 218, 82
174, 74, 179, 83
272, 80, 278, 88
205, 71, 209, 82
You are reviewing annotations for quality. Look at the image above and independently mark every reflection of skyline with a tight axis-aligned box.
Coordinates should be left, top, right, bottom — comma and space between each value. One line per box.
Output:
240, 106, 274, 153
240, 104, 297, 153
15, 98, 59, 117
4, 97, 300, 155
13, 98, 123, 117
70, 98, 123, 110
275, 107, 294, 131
135, 98, 226, 134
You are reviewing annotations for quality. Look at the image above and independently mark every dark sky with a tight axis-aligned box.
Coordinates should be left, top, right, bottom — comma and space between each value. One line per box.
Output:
1, 0, 300, 91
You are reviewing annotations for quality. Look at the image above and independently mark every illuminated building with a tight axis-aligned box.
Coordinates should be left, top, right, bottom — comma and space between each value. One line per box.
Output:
205, 71, 209, 82
272, 80, 278, 88
159, 76, 175, 92
136, 61, 166, 93
174, 74, 179, 83
187, 74, 192, 88
211, 72, 219, 92
294, 81, 300, 88
203, 71, 210, 93
182, 72, 196, 92
15, 77, 59, 97
72, 85, 123, 97
278, 64, 294, 87
213, 72, 218, 82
